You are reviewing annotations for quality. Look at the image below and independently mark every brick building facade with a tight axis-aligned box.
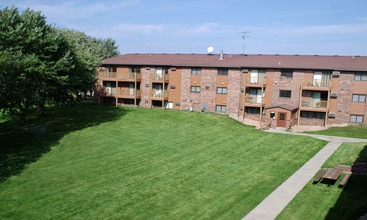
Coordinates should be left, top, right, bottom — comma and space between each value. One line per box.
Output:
95, 53, 367, 128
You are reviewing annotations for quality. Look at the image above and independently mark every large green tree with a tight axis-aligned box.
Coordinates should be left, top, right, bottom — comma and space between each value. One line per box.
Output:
58, 29, 119, 98
0, 7, 75, 121
0, 7, 119, 121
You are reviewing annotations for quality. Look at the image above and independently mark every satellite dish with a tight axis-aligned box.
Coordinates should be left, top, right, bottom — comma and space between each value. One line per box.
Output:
207, 46, 214, 54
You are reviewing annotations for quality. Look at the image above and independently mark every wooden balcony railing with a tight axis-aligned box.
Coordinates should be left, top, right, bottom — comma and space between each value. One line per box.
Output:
244, 95, 265, 104
117, 89, 141, 97
116, 72, 141, 80
98, 86, 116, 96
245, 76, 267, 86
150, 74, 169, 81
302, 79, 331, 88
150, 90, 168, 99
301, 99, 328, 109
99, 72, 117, 78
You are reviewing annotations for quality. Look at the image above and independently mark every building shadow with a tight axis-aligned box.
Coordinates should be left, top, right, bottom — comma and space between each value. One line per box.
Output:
0, 101, 127, 183
324, 145, 367, 220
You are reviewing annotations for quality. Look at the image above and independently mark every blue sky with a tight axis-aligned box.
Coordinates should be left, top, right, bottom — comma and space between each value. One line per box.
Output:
2, 0, 367, 55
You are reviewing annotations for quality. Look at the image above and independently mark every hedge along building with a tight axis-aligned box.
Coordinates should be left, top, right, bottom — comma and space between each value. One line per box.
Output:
95, 53, 367, 128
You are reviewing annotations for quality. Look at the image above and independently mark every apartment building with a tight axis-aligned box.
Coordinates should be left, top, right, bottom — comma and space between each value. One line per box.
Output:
95, 53, 367, 128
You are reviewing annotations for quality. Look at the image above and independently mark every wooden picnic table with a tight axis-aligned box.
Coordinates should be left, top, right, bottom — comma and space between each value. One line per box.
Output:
323, 168, 342, 180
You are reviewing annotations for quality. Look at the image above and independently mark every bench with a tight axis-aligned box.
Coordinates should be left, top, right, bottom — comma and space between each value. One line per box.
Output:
339, 174, 351, 187
313, 170, 326, 184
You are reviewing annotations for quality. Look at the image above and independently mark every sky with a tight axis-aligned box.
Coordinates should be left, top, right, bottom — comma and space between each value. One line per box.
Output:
1, 0, 367, 56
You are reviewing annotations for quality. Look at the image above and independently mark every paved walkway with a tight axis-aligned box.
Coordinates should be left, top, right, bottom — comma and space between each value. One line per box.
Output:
243, 129, 367, 220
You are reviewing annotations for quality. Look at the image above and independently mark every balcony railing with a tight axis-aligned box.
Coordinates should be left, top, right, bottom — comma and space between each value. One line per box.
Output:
98, 86, 116, 96
301, 99, 328, 109
117, 89, 141, 97
150, 90, 168, 99
150, 74, 169, 81
99, 72, 116, 78
245, 76, 267, 86
116, 72, 141, 80
244, 95, 265, 104
302, 79, 331, 88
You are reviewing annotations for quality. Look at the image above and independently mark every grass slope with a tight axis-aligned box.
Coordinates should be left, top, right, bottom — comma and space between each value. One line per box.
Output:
277, 142, 367, 220
0, 102, 326, 219
306, 125, 367, 139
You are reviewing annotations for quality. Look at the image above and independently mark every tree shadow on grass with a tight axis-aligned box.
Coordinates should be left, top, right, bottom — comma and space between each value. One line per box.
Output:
0, 101, 127, 183
325, 144, 367, 220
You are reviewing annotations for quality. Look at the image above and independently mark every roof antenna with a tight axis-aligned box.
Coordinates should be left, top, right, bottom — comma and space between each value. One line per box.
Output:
240, 31, 251, 55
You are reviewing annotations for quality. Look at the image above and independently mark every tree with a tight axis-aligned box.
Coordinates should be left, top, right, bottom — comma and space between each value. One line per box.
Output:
0, 7, 75, 121
58, 29, 119, 98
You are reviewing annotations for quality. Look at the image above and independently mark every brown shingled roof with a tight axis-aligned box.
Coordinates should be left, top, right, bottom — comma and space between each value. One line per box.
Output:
101, 53, 367, 71
265, 103, 298, 111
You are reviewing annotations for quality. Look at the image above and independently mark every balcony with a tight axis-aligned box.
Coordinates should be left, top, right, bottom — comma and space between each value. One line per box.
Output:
300, 99, 328, 110
244, 95, 265, 106
99, 72, 116, 79
116, 89, 141, 97
98, 86, 116, 96
150, 90, 168, 99
245, 76, 267, 87
116, 72, 141, 81
150, 74, 169, 82
302, 79, 331, 90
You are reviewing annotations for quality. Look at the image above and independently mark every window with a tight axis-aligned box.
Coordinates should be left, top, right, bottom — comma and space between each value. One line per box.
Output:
191, 68, 201, 75
156, 67, 169, 74
279, 90, 292, 98
281, 70, 293, 78
246, 107, 260, 114
350, 115, 364, 123
301, 111, 325, 119
216, 105, 226, 112
270, 111, 275, 119
106, 66, 116, 72
190, 86, 201, 93
355, 72, 367, 81
218, 68, 228, 75
217, 87, 227, 94
352, 94, 366, 103
129, 67, 140, 73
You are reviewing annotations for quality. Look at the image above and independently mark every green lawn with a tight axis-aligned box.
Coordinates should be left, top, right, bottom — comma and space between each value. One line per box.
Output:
0, 102, 327, 219
277, 142, 367, 220
306, 125, 367, 139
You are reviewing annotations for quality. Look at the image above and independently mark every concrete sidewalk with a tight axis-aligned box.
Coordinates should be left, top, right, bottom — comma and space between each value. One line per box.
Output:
242, 130, 367, 220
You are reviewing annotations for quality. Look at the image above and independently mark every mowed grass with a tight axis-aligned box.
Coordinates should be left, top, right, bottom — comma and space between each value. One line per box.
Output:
306, 125, 367, 139
0, 102, 327, 219
277, 142, 367, 220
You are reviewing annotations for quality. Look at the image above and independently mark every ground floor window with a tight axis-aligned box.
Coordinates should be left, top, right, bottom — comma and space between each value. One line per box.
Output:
350, 115, 364, 123
246, 107, 260, 114
216, 105, 226, 113
301, 111, 325, 119
270, 111, 275, 119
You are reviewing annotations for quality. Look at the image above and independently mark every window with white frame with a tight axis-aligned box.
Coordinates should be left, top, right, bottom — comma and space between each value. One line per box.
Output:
191, 68, 201, 75
216, 87, 227, 94
352, 94, 366, 103
355, 72, 367, 81
216, 105, 226, 112
190, 86, 201, 93
350, 115, 364, 123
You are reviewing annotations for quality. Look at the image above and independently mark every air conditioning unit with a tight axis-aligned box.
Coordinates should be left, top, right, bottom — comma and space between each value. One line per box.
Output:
240, 88, 244, 92
332, 71, 340, 76
171, 67, 176, 71
145, 67, 151, 70
175, 102, 180, 106
328, 112, 336, 118
241, 69, 249, 73
330, 93, 338, 98
170, 85, 176, 89
239, 107, 244, 110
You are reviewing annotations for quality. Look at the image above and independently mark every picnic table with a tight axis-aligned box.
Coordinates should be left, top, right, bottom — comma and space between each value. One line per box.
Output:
322, 168, 342, 180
